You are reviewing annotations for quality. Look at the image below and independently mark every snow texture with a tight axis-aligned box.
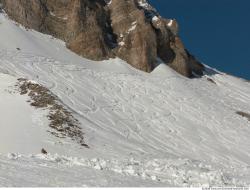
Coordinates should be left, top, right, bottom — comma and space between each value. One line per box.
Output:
0, 12, 250, 187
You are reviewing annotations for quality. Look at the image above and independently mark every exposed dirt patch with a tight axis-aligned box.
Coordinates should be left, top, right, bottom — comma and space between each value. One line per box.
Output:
17, 78, 89, 148
236, 111, 250, 122
206, 78, 216, 84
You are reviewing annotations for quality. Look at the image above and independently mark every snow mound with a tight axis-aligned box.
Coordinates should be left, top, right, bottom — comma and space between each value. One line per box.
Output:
3, 153, 248, 187
151, 63, 183, 78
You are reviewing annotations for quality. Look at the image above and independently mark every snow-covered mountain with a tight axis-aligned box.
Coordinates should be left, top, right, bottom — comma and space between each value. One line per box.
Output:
0, 8, 250, 187
1, 0, 204, 77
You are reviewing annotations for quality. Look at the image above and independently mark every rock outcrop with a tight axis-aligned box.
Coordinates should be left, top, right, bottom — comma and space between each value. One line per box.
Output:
0, 0, 3, 11
1, 0, 204, 77
2, 0, 114, 60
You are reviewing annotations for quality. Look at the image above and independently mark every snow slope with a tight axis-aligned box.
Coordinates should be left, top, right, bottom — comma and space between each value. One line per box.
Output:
0, 73, 49, 154
0, 12, 250, 187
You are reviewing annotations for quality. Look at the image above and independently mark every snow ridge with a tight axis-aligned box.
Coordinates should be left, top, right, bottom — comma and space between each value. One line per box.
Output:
5, 153, 247, 187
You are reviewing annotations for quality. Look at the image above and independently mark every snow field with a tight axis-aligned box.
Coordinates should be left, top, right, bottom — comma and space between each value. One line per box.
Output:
0, 12, 250, 187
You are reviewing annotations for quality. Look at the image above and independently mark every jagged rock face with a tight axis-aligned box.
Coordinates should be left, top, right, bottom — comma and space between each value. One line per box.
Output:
2, 0, 204, 77
2, 0, 46, 30
108, 0, 157, 72
2, 0, 114, 60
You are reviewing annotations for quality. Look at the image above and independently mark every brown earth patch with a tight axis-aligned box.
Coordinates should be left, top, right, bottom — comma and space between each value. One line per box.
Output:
17, 78, 89, 148
207, 78, 216, 84
236, 111, 250, 122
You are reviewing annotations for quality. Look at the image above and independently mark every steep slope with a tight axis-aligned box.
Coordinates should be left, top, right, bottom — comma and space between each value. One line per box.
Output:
0, 74, 48, 154
0, 12, 250, 187
1, 0, 203, 77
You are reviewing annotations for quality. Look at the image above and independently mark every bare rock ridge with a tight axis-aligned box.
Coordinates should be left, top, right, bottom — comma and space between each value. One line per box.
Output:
1, 0, 204, 77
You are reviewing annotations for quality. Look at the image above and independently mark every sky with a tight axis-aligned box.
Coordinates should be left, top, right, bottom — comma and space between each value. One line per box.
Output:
149, 0, 250, 80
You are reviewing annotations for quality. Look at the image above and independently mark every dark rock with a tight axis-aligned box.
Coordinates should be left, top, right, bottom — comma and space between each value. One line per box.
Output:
236, 111, 250, 121
0, 1, 3, 12
41, 148, 47, 155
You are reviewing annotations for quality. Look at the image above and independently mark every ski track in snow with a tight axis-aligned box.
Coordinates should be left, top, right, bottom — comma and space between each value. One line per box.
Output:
0, 50, 250, 186
0, 13, 250, 187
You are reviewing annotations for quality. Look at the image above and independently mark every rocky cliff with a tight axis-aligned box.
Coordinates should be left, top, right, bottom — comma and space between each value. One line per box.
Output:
1, 0, 204, 77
